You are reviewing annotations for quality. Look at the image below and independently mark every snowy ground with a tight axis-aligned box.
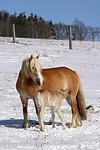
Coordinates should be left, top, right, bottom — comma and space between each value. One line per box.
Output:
0, 37, 100, 150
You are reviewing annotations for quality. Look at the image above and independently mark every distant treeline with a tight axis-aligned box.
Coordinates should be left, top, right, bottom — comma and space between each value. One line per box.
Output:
0, 10, 100, 41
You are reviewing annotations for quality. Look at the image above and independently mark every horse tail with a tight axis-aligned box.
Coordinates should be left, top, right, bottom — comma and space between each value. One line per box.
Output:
76, 81, 87, 120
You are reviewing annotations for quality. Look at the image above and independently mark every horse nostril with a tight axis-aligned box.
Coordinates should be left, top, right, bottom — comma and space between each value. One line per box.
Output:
35, 78, 41, 86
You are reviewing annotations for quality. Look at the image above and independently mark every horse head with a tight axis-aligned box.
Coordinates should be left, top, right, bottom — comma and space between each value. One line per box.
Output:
21, 55, 43, 86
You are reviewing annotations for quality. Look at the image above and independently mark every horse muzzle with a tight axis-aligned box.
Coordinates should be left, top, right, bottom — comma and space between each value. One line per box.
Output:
35, 77, 42, 86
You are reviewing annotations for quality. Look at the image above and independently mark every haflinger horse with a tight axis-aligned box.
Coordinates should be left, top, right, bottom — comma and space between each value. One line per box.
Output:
34, 89, 71, 131
16, 55, 87, 129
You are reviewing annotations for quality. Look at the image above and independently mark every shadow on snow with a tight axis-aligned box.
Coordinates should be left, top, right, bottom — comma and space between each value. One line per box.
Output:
0, 119, 39, 129
0, 119, 69, 129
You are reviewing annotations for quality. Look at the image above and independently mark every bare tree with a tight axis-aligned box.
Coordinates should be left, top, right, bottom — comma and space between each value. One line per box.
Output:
95, 27, 100, 41
73, 18, 88, 41
87, 27, 99, 41
54, 23, 69, 39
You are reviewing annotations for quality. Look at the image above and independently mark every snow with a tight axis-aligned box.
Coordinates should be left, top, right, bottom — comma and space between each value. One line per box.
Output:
0, 37, 100, 150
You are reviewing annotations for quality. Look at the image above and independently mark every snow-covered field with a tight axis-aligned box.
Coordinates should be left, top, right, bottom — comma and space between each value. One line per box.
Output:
0, 37, 100, 150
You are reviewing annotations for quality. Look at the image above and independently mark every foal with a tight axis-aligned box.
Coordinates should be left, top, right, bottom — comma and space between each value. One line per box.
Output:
34, 89, 71, 131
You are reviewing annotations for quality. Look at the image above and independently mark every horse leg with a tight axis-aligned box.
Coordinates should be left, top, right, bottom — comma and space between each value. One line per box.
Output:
34, 92, 47, 131
76, 112, 82, 127
49, 106, 55, 128
33, 98, 39, 118
38, 105, 45, 131
55, 104, 66, 129
70, 97, 82, 128
20, 95, 29, 128
34, 97, 41, 127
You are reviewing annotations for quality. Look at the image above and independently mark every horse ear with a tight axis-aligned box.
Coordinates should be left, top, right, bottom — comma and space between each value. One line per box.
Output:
29, 55, 33, 61
36, 54, 40, 59
31, 55, 33, 59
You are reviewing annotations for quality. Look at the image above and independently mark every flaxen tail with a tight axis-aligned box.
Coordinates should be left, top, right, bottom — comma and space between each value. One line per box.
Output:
76, 82, 87, 120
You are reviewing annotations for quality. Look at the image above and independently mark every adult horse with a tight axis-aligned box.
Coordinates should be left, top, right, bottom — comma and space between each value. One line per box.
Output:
16, 55, 87, 128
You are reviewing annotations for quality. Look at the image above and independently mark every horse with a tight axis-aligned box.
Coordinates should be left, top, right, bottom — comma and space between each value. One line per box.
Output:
16, 55, 87, 129
34, 89, 71, 131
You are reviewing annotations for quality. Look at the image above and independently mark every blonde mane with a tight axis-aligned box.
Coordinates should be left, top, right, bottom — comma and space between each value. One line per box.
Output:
21, 57, 30, 78
21, 55, 43, 86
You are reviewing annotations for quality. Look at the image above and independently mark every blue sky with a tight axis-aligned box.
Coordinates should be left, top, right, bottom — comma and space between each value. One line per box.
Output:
0, 0, 100, 27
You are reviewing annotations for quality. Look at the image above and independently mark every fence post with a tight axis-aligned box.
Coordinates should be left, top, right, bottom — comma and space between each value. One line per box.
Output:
13, 24, 16, 43
69, 25, 72, 49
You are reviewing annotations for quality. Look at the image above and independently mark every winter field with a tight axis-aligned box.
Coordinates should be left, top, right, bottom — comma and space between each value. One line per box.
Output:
0, 37, 100, 150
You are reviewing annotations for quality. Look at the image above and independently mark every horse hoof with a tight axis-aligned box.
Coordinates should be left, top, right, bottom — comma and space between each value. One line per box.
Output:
62, 126, 67, 130
22, 123, 29, 128
77, 122, 82, 127
40, 128, 45, 132
52, 124, 55, 128
71, 123, 77, 128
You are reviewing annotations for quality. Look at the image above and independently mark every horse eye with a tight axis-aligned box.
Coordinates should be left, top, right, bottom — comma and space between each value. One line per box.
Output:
32, 67, 34, 69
